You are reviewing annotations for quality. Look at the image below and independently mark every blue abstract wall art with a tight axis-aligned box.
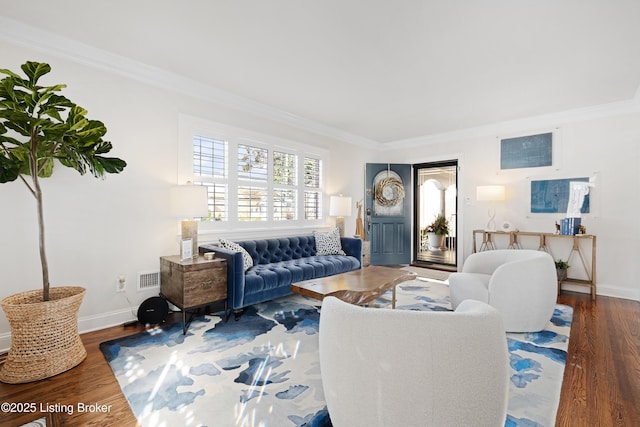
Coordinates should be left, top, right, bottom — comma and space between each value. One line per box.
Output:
501, 132, 553, 169
531, 177, 590, 214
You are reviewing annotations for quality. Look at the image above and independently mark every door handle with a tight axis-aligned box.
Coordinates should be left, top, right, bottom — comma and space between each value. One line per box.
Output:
366, 208, 371, 232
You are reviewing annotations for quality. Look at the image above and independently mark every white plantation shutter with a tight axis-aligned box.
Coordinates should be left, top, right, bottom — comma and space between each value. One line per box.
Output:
304, 157, 322, 220
193, 136, 228, 221
273, 151, 298, 220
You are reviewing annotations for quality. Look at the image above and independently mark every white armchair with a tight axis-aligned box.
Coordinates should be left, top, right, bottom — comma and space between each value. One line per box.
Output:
449, 249, 557, 332
319, 296, 509, 427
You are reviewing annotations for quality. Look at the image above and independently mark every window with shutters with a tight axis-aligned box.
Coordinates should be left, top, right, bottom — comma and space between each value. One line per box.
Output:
183, 115, 326, 231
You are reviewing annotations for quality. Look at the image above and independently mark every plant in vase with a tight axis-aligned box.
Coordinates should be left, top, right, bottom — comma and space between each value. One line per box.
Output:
425, 214, 450, 250
555, 259, 570, 281
0, 61, 126, 383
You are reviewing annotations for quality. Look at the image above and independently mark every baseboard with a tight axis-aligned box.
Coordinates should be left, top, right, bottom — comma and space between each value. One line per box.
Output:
0, 307, 139, 354
595, 283, 640, 301
78, 307, 139, 334
561, 282, 640, 302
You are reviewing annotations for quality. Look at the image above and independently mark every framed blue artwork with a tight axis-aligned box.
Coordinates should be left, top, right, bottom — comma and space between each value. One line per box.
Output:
531, 177, 590, 214
501, 132, 553, 169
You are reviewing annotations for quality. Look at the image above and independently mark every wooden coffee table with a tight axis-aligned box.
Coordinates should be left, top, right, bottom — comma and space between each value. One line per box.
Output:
290, 266, 417, 308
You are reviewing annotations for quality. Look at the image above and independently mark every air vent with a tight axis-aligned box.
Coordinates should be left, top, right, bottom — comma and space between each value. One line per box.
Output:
138, 271, 160, 291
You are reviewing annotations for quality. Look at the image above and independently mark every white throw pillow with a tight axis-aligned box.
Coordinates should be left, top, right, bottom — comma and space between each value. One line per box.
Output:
219, 238, 254, 271
314, 228, 346, 256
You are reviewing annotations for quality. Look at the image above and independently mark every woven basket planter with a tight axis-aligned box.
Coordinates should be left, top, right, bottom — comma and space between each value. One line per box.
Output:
0, 286, 87, 384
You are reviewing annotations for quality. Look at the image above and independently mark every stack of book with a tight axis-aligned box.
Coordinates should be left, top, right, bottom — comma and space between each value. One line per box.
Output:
561, 217, 581, 235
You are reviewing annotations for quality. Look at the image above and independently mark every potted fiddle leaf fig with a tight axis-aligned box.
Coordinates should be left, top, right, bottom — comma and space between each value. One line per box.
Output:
0, 61, 126, 383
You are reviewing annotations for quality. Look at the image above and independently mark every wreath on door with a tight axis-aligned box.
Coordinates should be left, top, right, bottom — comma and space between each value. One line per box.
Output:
375, 176, 405, 207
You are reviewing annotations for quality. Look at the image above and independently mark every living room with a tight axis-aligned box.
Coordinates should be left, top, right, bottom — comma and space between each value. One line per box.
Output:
1, 2, 639, 426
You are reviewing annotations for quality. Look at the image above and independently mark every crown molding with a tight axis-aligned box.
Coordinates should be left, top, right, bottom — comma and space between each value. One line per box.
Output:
0, 17, 381, 150
384, 97, 640, 151
2, 17, 637, 153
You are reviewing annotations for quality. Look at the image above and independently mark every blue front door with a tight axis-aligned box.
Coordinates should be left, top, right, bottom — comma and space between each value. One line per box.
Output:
365, 163, 412, 265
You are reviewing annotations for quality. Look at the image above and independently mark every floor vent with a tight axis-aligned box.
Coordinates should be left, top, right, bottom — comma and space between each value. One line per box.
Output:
138, 271, 160, 291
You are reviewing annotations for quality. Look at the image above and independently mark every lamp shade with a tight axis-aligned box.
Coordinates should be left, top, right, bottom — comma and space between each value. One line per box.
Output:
329, 195, 352, 217
169, 185, 208, 218
476, 185, 505, 202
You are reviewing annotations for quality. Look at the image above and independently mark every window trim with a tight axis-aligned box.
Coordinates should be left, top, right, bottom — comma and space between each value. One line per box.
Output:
178, 114, 329, 235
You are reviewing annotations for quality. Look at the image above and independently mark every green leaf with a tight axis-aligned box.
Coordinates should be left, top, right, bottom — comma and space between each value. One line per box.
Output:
39, 106, 64, 122
1, 78, 16, 101
93, 140, 113, 155
2, 118, 31, 137
0, 68, 22, 79
95, 156, 127, 175
21, 62, 51, 85
75, 120, 107, 140
43, 93, 72, 109
36, 158, 54, 177
0, 154, 21, 183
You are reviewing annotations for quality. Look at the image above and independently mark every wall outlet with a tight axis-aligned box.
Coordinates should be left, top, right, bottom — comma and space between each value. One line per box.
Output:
116, 275, 126, 293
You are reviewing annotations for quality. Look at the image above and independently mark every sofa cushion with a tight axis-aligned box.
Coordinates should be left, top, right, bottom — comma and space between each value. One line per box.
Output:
219, 238, 253, 271
243, 255, 360, 298
240, 236, 316, 264
313, 228, 346, 255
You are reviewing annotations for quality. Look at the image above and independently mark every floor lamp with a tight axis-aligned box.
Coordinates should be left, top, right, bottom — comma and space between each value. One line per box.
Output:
329, 195, 352, 237
476, 185, 505, 231
170, 184, 209, 260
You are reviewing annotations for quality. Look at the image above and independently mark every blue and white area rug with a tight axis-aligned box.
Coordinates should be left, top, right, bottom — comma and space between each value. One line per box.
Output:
100, 278, 572, 427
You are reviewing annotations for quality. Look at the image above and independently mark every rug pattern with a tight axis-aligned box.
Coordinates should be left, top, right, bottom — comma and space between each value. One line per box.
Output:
100, 279, 571, 427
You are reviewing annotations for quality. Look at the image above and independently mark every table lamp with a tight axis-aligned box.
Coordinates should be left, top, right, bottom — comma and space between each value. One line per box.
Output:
329, 195, 352, 237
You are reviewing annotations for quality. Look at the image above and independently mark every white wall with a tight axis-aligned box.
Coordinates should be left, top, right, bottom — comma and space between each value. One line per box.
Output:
383, 113, 640, 301
2, 34, 637, 352
0, 40, 377, 349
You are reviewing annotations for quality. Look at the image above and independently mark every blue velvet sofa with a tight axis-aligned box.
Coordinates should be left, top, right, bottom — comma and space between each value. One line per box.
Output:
199, 235, 362, 318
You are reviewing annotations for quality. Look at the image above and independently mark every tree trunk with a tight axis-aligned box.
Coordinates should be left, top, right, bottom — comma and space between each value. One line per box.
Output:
30, 131, 50, 301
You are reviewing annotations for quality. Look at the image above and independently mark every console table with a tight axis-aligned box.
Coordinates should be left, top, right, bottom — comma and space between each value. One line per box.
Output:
472, 230, 597, 299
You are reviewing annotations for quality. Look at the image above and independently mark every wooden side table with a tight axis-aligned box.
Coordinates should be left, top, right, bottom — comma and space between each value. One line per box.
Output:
160, 255, 227, 333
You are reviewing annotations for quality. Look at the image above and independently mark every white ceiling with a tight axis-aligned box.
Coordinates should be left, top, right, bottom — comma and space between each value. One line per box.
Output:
2, 1, 640, 145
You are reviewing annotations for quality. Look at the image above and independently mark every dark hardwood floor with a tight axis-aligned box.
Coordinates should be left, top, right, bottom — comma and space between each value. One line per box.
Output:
0, 291, 638, 426
555, 292, 640, 426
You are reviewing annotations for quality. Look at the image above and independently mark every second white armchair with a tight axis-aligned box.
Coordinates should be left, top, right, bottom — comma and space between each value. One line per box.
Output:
449, 249, 557, 332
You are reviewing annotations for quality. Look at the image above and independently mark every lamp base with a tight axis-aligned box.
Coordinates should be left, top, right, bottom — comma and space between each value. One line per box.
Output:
181, 220, 199, 259
485, 209, 497, 232
336, 217, 345, 237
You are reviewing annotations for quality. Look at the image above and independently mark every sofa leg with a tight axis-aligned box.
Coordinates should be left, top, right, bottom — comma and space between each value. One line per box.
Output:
233, 309, 243, 321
